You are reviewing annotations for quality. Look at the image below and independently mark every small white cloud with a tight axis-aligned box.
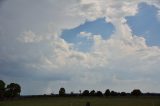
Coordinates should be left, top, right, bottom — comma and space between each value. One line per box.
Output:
78, 31, 92, 40
78, 31, 102, 43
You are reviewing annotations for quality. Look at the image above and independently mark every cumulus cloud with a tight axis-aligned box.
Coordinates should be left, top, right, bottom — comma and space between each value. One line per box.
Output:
78, 31, 102, 43
0, 0, 160, 95
18, 31, 44, 43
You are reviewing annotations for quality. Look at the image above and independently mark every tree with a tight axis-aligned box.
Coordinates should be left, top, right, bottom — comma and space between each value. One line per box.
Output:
120, 92, 127, 96
82, 90, 89, 96
90, 90, 95, 96
131, 89, 142, 96
110, 91, 118, 96
104, 89, 110, 96
79, 90, 81, 96
95, 91, 103, 96
59, 87, 65, 96
0, 80, 5, 100
5, 83, 21, 97
70, 91, 74, 96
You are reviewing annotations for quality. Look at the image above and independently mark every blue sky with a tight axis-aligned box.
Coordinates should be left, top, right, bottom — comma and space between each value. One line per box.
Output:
127, 3, 160, 46
0, 0, 160, 95
62, 3, 160, 47
62, 18, 114, 42
61, 18, 114, 51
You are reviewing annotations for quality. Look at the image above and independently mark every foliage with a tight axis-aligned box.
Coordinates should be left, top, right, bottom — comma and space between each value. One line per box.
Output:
95, 91, 103, 96
120, 92, 127, 96
59, 88, 65, 96
90, 90, 95, 96
104, 89, 110, 96
131, 89, 142, 96
0, 80, 21, 100
0, 80, 5, 90
5, 83, 21, 97
0, 80, 5, 100
110, 91, 118, 96
82, 90, 89, 96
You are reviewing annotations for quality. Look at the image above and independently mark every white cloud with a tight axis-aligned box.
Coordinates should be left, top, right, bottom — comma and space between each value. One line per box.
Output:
0, 0, 160, 94
79, 31, 92, 40
78, 32, 102, 44
18, 31, 43, 43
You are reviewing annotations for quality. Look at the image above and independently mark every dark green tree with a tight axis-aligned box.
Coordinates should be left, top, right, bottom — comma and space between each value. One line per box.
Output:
59, 87, 65, 96
82, 90, 89, 96
95, 91, 103, 96
104, 89, 110, 96
0, 80, 5, 100
120, 92, 127, 96
5, 83, 21, 97
131, 89, 142, 96
90, 90, 95, 96
110, 91, 118, 96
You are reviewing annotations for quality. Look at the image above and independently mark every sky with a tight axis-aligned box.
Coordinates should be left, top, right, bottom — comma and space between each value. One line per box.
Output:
0, 0, 160, 95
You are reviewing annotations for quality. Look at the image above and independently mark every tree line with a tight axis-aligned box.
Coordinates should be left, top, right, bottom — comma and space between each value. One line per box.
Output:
57, 87, 142, 97
1, 79, 159, 100
56, 88, 160, 97
0, 80, 21, 100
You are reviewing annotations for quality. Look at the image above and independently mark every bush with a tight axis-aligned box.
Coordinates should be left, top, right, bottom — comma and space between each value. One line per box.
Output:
131, 89, 142, 96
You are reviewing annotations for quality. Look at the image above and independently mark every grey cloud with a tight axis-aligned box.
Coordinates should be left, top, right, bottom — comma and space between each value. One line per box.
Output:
0, 0, 160, 95
0, 0, 5, 7
0, 57, 71, 81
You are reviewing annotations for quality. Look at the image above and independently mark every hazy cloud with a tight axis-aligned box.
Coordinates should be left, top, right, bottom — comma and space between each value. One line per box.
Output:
0, 0, 160, 95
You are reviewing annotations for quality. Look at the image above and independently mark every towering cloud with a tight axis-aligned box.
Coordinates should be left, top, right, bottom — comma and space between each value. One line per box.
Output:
0, 0, 160, 95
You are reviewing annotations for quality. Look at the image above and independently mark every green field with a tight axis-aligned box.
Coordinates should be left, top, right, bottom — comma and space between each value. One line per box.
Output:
0, 96, 160, 106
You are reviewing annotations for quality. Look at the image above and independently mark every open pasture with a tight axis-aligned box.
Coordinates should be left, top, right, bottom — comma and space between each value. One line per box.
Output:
0, 96, 160, 106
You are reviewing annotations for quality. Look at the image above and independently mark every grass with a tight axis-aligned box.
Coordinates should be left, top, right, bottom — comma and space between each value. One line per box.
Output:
0, 96, 160, 106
